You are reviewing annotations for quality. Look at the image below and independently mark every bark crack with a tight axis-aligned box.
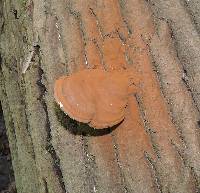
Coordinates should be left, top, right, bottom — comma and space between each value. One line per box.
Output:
43, 178, 49, 193
168, 24, 200, 113
111, 134, 130, 193
36, 50, 67, 193
82, 136, 98, 193
147, 48, 188, 148
89, 8, 104, 39
144, 151, 163, 193
135, 94, 161, 159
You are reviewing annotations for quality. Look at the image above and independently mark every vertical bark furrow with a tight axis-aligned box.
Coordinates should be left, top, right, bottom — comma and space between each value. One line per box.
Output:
0, 69, 21, 192
113, 97, 157, 193
119, 0, 196, 192
26, 62, 67, 193
1, 60, 40, 193
181, 0, 200, 34
149, 21, 200, 189
148, 0, 200, 112
144, 152, 163, 193
33, 1, 89, 192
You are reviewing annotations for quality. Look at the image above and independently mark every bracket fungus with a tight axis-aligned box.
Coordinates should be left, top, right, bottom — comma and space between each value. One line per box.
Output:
54, 69, 139, 129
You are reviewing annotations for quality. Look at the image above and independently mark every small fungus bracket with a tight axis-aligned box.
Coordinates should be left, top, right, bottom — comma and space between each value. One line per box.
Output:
54, 69, 141, 129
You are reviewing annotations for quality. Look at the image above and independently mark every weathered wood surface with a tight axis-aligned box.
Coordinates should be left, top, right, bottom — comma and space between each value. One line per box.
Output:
0, 0, 200, 193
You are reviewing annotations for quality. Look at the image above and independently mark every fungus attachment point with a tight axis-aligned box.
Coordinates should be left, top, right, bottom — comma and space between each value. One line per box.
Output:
54, 69, 138, 129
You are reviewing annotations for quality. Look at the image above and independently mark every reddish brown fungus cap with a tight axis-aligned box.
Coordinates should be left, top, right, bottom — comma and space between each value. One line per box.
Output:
54, 69, 138, 129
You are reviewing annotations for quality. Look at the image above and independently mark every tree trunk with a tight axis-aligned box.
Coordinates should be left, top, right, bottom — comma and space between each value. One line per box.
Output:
0, 0, 200, 193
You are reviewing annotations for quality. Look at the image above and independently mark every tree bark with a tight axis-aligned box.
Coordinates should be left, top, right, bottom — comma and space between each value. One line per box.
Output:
0, 0, 200, 193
